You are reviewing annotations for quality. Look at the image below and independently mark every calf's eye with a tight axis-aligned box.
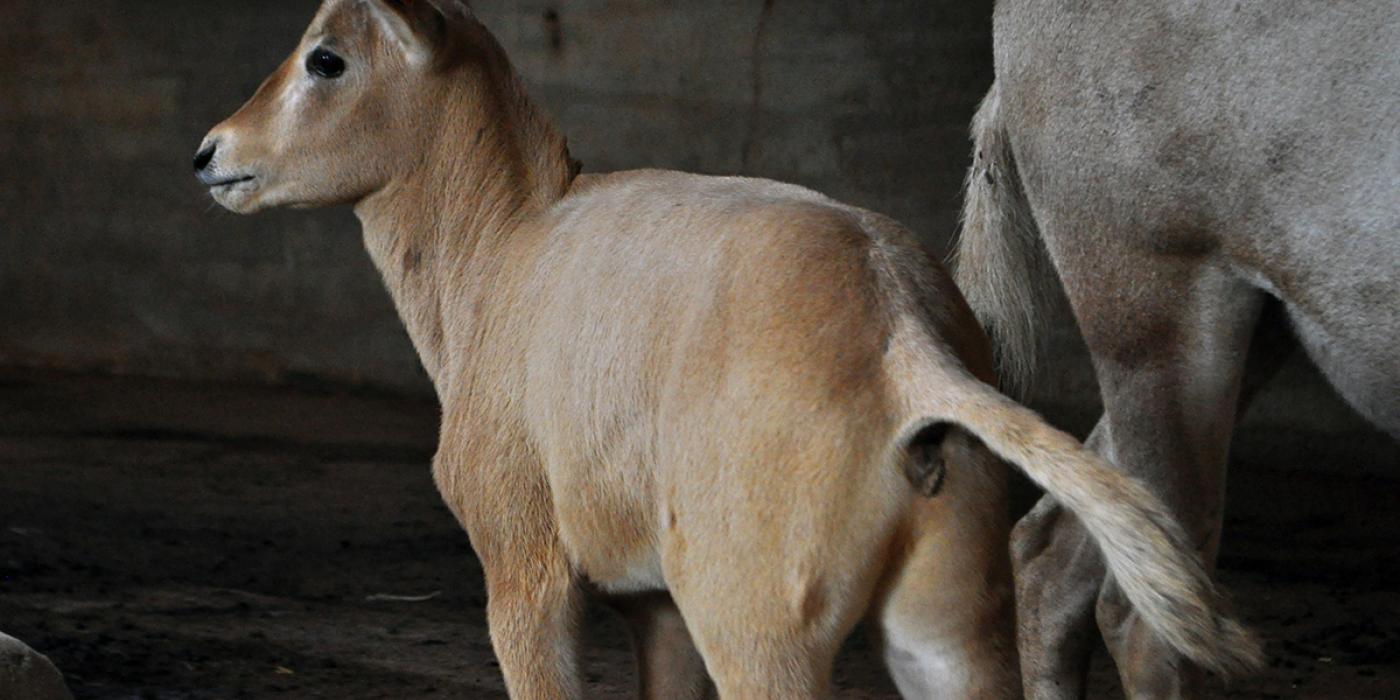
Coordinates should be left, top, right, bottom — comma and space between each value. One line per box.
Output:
306, 47, 346, 79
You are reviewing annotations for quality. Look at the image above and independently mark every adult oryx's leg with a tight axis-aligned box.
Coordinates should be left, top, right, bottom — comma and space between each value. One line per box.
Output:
1010, 426, 1108, 700
612, 593, 714, 700
1013, 280, 1286, 699
1051, 248, 1262, 698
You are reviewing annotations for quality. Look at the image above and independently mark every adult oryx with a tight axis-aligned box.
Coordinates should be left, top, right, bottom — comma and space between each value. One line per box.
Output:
193, 0, 1258, 696
957, 1, 1398, 697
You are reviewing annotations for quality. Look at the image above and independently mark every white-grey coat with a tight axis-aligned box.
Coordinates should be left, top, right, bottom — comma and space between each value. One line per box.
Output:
956, 1, 1398, 697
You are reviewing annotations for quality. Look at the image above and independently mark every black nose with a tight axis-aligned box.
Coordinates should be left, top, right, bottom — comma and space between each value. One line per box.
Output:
193, 143, 217, 172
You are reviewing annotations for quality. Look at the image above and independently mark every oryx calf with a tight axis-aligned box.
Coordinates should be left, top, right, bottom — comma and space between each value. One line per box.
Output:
195, 1, 1260, 697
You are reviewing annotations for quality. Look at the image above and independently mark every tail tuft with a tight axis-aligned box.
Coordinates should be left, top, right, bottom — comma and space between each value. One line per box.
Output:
1090, 474, 1266, 678
969, 391, 1266, 677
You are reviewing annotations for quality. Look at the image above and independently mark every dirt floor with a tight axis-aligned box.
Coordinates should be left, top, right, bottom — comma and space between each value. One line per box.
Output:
1, 368, 1397, 699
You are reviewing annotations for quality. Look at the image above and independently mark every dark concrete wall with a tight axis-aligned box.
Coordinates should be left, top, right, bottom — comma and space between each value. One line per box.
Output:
0, 0, 994, 393
0, 1, 1385, 448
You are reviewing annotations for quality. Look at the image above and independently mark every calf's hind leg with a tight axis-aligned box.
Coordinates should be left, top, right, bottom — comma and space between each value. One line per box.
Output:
874, 428, 1020, 699
611, 593, 714, 700
670, 568, 857, 698
663, 449, 905, 697
668, 529, 882, 698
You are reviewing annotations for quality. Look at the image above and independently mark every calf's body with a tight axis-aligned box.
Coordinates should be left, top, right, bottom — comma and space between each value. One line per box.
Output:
388, 169, 1023, 697
196, 1, 1258, 696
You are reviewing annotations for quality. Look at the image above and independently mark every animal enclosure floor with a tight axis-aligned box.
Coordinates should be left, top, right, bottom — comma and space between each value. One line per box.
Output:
0, 369, 1397, 699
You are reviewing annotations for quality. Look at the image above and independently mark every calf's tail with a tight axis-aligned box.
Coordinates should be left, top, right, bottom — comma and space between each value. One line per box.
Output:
888, 334, 1265, 678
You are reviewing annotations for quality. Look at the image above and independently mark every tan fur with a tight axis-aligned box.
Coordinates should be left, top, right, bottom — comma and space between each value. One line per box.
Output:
196, 1, 1257, 696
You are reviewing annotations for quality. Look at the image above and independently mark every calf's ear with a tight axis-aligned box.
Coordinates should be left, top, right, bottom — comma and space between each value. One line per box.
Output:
428, 0, 474, 17
366, 0, 453, 65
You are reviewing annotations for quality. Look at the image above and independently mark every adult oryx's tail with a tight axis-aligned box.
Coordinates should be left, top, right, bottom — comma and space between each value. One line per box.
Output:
953, 81, 1055, 397
886, 330, 1265, 678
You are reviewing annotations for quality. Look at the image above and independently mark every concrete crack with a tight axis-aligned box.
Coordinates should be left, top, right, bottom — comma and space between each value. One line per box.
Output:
740, 0, 776, 174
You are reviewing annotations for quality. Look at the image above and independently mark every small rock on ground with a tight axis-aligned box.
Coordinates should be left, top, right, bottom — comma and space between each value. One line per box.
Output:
0, 631, 74, 700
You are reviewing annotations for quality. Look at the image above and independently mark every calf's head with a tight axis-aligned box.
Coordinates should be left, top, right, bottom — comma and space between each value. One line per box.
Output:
194, 0, 479, 213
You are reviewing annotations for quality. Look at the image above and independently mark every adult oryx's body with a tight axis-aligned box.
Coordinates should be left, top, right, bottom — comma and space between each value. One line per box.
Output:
957, 0, 1399, 696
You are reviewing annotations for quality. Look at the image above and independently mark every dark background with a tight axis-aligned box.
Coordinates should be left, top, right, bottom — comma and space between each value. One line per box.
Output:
1, 1, 1397, 698
1, 0, 993, 394
0, 0, 1381, 436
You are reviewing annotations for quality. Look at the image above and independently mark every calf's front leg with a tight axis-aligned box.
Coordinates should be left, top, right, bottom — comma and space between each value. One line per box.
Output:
485, 559, 584, 700
433, 436, 583, 699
